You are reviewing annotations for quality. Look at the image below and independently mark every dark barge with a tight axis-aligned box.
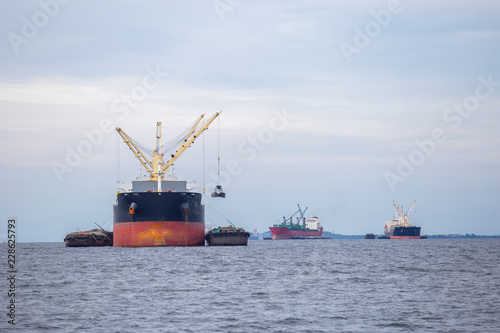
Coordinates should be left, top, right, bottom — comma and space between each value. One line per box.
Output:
64, 229, 113, 247
205, 226, 250, 246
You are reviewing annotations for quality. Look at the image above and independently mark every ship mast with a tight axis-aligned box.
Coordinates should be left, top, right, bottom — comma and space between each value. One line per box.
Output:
297, 204, 308, 226
153, 121, 164, 190
153, 121, 162, 175
116, 112, 221, 182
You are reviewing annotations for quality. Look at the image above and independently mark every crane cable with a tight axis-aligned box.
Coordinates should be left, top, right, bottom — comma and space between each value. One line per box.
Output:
206, 204, 233, 226
116, 131, 120, 185
203, 131, 205, 193
217, 116, 221, 185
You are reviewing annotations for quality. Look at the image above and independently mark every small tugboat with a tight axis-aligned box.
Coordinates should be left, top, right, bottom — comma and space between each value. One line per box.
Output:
64, 224, 113, 247
205, 224, 250, 246
365, 233, 376, 239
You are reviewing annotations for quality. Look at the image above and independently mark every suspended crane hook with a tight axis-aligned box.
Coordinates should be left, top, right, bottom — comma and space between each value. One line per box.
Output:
212, 113, 226, 198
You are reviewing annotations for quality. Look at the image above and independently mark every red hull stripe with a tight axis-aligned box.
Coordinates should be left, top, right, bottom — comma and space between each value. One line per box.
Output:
390, 236, 421, 239
269, 227, 323, 240
113, 221, 205, 247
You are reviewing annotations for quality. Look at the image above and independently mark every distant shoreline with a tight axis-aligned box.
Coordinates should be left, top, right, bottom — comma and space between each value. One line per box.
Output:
323, 232, 500, 239
253, 231, 500, 240
4, 233, 500, 243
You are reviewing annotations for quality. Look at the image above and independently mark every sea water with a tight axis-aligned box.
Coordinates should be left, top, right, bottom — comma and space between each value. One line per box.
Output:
2, 239, 499, 332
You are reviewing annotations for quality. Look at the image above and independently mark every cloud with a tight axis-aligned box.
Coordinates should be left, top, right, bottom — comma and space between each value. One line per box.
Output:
1, 0, 500, 240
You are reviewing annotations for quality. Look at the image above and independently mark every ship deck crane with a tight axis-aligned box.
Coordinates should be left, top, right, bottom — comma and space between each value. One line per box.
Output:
297, 204, 309, 226
116, 112, 221, 189
283, 209, 300, 225
283, 204, 309, 225
393, 200, 415, 227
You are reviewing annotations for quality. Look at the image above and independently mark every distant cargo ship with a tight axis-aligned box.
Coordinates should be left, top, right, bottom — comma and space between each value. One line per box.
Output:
384, 200, 421, 239
269, 204, 323, 239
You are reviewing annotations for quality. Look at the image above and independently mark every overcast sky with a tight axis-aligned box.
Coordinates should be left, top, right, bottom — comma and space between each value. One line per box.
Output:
1, 0, 499, 242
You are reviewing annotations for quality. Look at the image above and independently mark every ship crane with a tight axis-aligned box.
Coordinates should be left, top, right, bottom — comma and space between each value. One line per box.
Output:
297, 204, 308, 226
282, 204, 309, 226
283, 209, 300, 225
116, 112, 221, 187
393, 200, 415, 227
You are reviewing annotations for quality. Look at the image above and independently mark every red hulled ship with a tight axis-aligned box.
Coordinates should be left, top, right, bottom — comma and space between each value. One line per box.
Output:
269, 204, 323, 239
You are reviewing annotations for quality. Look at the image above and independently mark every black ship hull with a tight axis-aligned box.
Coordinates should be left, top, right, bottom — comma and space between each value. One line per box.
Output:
390, 226, 421, 239
113, 191, 205, 247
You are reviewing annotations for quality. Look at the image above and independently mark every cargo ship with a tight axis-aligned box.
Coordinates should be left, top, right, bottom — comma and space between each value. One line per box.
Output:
384, 200, 421, 239
269, 204, 323, 239
113, 113, 220, 247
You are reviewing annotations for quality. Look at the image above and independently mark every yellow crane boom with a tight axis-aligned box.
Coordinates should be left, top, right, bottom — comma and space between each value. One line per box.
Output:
162, 112, 221, 174
116, 127, 154, 175
116, 112, 221, 181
